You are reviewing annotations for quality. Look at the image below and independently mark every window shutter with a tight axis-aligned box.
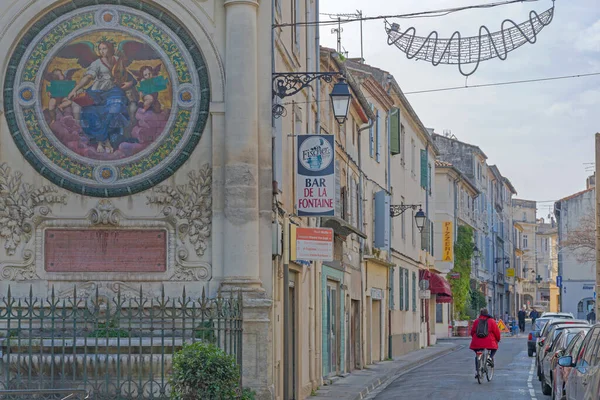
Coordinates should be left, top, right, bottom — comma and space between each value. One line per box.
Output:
350, 181, 357, 227
376, 110, 381, 162
420, 149, 428, 189
405, 269, 410, 311
400, 124, 406, 164
374, 191, 390, 250
399, 268, 404, 310
390, 108, 400, 155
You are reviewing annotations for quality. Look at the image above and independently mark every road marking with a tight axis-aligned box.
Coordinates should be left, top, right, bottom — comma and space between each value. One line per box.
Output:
528, 358, 537, 400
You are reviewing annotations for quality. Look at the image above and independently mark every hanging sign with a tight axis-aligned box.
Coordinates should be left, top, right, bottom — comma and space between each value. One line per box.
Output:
442, 221, 453, 261
290, 226, 334, 261
296, 134, 335, 216
506, 268, 515, 277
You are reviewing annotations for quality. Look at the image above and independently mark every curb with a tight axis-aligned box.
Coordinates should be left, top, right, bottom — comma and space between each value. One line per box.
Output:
350, 344, 462, 400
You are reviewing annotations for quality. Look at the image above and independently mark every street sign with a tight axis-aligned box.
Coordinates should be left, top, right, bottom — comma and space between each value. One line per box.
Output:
506, 268, 515, 277
290, 227, 333, 261
556, 275, 562, 288
419, 280, 429, 290
296, 134, 335, 216
497, 319, 509, 333
419, 290, 431, 299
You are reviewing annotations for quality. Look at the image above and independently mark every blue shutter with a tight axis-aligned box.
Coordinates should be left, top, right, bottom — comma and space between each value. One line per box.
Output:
399, 268, 404, 310
376, 110, 381, 162
374, 190, 390, 250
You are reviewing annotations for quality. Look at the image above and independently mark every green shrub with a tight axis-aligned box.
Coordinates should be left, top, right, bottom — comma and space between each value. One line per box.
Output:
170, 341, 240, 400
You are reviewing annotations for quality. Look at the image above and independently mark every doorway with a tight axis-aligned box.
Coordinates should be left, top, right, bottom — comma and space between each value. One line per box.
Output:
287, 274, 297, 399
326, 281, 339, 376
371, 299, 381, 362
577, 297, 595, 320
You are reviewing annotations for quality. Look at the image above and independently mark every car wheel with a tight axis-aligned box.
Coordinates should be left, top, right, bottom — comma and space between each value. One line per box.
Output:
528, 348, 534, 357
542, 378, 552, 396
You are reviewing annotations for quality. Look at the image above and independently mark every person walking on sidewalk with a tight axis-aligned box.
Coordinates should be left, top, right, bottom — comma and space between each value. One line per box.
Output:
529, 308, 539, 327
470, 308, 501, 378
518, 306, 526, 333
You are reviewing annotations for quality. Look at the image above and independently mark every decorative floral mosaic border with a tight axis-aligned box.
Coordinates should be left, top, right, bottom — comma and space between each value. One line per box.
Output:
3, 0, 210, 198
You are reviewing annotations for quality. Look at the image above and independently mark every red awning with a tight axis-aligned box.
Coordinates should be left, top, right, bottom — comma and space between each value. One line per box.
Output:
419, 270, 453, 303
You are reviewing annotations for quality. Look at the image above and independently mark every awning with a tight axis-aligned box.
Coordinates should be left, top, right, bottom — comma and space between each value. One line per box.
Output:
321, 216, 367, 239
419, 270, 452, 303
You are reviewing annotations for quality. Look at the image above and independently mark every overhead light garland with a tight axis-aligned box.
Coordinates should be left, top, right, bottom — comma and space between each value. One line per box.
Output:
384, 1, 556, 76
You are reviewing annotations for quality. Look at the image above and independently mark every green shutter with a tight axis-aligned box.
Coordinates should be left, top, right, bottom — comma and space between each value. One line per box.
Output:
390, 108, 400, 155
399, 268, 404, 310
405, 270, 409, 311
420, 149, 428, 189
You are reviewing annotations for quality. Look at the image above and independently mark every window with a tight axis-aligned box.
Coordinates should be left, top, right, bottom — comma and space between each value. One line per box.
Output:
399, 268, 404, 310
412, 271, 417, 312
353, 123, 357, 147
411, 139, 416, 176
523, 212, 526, 222
401, 196, 406, 240
436, 303, 443, 323
523, 235, 528, 249
341, 186, 347, 221
579, 328, 600, 367
405, 270, 410, 311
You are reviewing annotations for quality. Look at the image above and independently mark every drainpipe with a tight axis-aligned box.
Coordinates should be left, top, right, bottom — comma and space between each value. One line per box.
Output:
358, 119, 372, 368
386, 107, 393, 360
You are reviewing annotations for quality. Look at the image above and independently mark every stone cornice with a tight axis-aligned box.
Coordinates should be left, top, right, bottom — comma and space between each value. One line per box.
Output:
224, 0, 260, 8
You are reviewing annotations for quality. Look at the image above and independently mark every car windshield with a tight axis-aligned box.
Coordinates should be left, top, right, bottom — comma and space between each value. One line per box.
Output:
535, 318, 551, 331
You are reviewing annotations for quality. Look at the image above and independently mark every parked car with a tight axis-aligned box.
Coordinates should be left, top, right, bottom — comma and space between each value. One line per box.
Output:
552, 330, 587, 400
537, 318, 589, 380
529, 317, 554, 357
542, 312, 575, 319
560, 324, 600, 399
540, 326, 590, 396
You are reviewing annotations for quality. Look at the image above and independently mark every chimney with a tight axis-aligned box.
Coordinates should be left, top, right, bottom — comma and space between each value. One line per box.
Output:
586, 172, 596, 189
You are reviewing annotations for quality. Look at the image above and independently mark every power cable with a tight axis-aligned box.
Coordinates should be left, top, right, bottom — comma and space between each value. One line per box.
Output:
404, 72, 600, 94
275, 0, 540, 28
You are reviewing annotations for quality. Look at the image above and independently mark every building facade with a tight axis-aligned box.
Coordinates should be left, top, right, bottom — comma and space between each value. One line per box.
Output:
513, 199, 538, 311
555, 184, 596, 319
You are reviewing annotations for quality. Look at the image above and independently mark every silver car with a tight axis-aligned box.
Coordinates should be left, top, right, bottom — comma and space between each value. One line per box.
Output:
537, 319, 590, 381
560, 324, 600, 399
540, 326, 590, 396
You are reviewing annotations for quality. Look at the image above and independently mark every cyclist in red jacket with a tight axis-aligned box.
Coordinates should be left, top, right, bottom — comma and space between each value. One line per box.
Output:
470, 308, 501, 375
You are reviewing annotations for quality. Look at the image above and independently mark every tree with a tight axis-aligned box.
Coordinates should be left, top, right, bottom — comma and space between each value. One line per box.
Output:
561, 211, 596, 263
449, 225, 474, 320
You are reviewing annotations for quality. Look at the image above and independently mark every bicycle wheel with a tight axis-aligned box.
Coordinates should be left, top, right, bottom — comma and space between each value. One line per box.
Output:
486, 354, 494, 381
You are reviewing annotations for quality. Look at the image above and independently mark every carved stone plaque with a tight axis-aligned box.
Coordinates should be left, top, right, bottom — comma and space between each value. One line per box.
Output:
45, 229, 167, 273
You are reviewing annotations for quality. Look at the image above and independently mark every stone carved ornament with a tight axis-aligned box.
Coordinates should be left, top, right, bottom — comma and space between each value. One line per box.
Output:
0, 164, 213, 282
0, 163, 67, 280
147, 164, 212, 258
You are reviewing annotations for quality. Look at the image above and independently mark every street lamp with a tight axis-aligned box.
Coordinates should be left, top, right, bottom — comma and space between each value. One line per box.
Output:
329, 78, 351, 124
414, 208, 426, 233
389, 204, 426, 233
272, 71, 347, 119
473, 245, 480, 258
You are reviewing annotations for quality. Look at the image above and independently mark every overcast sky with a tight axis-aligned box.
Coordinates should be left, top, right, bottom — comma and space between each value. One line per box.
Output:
319, 0, 600, 218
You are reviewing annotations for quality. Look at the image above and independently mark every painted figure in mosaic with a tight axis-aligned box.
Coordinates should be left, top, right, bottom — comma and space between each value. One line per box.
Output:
132, 64, 168, 114
44, 68, 79, 124
41, 36, 170, 159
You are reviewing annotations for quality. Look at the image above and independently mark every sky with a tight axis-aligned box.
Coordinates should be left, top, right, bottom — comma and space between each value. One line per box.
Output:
319, 0, 600, 218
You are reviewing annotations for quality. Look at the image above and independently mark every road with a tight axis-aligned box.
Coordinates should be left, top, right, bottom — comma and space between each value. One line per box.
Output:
369, 337, 549, 400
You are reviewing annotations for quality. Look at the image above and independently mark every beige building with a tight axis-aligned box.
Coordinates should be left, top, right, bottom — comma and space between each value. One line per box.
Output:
0, 0, 276, 398
536, 219, 559, 312
433, 160, 479, 338
513, 199, 538, 310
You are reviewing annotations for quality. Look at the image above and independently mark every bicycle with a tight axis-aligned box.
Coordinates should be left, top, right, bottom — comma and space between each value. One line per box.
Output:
475, 349, 494, 384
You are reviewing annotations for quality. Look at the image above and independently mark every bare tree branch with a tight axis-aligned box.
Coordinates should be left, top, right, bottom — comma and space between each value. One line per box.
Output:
560, 211, 596, 263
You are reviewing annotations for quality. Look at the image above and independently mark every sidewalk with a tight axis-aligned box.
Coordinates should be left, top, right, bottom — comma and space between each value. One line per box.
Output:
309, 341, 462, 400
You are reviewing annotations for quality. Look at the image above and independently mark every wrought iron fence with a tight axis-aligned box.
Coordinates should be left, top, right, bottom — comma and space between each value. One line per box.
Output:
0, 286, 243, 399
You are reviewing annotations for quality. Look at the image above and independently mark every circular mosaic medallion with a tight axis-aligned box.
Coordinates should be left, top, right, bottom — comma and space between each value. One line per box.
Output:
4, 2, 210, 197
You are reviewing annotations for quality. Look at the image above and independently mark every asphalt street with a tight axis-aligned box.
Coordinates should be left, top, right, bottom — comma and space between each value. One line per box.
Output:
369, 337, 549, 400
